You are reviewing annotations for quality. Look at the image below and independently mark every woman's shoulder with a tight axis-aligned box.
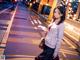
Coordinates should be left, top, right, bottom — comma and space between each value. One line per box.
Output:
58, 22, 65, 29
59, 22, 64, 26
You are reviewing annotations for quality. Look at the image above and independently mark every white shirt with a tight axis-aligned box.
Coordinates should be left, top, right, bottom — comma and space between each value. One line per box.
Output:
45, 22, 64, 58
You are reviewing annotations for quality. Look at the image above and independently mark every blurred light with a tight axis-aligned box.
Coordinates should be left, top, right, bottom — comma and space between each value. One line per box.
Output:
65, 23, 74, 30
33, 1, 35, 4
15, 0, 17, 2
40, 2, 42, 5
46, 3, 49, 6
64, 22, 80, 36
30, 3, 32, 8
73, 14, 76, 20
66, 0, 69, 5
70, 0, 72, 2
68, 3, 71, 6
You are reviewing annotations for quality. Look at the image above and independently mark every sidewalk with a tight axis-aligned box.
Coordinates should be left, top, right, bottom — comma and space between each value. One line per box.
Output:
0, 5, 14, 60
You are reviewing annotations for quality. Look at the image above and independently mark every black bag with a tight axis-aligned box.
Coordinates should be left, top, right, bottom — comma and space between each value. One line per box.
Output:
39, 38, 45, 49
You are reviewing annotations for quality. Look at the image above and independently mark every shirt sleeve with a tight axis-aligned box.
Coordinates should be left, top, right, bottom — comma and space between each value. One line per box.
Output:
53, 24, 64, 58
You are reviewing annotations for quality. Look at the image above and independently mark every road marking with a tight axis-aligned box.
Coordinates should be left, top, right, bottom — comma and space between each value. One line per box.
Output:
37, 19, 42, 24
31, 21, 35, 25
33, 19, 38, 24
5, 55, 35, 58
0, 6, 12, 14
0, 6, 17, 49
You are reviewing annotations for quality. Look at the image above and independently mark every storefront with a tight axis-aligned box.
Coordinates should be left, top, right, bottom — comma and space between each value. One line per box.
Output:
64, 0, 80, 52
65, 0, 80, 39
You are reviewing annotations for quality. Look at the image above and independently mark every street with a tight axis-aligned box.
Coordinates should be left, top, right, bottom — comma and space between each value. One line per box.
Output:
0, 2, 80, 60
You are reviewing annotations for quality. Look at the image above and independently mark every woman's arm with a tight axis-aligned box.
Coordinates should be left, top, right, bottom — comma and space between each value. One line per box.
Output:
38, 25, 48, 32
53, 24, 64, 58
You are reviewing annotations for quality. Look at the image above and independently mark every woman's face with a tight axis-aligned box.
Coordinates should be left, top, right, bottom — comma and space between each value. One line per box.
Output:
54, 8, 62, 19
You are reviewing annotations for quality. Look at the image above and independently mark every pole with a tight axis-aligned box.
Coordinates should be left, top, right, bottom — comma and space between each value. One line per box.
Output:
47, 0, 58, 23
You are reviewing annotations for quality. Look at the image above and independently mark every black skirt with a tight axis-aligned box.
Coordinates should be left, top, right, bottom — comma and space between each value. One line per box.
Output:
35, 44, 59, 60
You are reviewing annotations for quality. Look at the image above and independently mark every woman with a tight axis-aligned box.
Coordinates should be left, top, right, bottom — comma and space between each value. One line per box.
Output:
35, 6, 65, 60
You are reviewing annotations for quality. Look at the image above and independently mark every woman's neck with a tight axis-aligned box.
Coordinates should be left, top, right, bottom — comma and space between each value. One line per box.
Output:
54, 18, 60, 25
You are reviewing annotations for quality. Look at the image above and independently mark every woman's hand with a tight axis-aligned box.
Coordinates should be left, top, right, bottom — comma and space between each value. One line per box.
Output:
38, 25, 48, 32
53, 51, 58, 58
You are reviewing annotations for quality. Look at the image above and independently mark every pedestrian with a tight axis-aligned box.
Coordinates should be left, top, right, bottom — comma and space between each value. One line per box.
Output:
35, 6, 65, 60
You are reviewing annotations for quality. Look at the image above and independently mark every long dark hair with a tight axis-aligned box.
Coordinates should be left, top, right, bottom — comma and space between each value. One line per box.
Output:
53, 6, 66, 25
